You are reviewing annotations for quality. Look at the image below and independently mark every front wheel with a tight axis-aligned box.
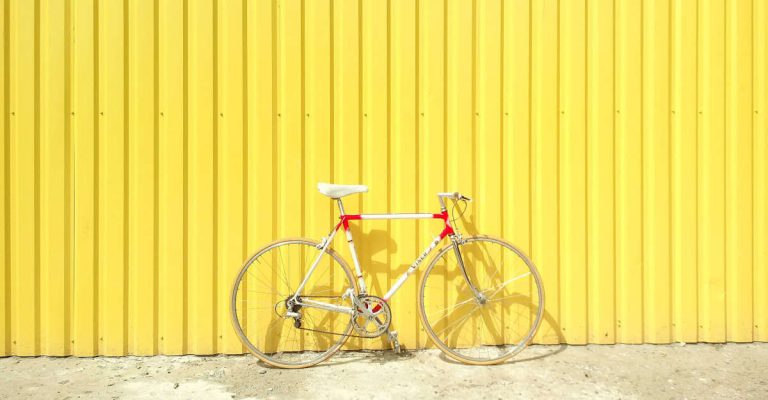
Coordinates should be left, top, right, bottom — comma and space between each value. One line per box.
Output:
418, 236, 545, 365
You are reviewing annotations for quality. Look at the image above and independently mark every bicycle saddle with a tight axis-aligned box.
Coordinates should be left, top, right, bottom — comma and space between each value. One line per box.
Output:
317, 182, 369, 199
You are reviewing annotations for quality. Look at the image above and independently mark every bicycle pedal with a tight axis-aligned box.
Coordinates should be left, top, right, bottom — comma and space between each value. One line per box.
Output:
387, 330, 401, 353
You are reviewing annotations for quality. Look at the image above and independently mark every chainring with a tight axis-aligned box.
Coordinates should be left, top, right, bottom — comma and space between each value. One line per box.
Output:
352, 295, 392, 338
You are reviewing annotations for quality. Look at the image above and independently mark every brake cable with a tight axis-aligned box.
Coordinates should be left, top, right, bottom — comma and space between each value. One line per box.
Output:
450, 198, 468, 229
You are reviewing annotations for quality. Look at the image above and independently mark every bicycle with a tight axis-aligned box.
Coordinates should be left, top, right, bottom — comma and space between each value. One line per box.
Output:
230, 183, 545, 368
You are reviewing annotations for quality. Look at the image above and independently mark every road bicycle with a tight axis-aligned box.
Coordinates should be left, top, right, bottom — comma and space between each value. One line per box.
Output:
230, 183, 545, 368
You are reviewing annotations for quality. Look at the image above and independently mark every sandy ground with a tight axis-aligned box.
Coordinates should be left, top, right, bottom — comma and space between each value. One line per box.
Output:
1, 343, 767, 399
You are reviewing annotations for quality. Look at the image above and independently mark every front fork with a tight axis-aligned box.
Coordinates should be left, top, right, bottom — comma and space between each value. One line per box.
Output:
450, 235, 487, 304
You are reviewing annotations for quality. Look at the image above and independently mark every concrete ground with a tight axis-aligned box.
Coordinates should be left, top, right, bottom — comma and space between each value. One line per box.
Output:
1, 343, 767, 399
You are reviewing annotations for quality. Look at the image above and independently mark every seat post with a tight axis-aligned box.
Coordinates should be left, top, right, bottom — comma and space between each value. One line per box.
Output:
336, 198, 346, 215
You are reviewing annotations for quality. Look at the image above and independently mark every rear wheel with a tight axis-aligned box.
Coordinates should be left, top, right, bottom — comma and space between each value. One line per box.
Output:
230, 239, 357, 368
418, 236, 544, 365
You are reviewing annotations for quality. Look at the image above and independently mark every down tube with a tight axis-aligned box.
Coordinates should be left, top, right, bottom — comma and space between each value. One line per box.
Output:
382, 235, 444, 301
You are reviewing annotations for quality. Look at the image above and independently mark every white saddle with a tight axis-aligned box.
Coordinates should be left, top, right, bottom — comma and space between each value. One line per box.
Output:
317, 182, 368, 199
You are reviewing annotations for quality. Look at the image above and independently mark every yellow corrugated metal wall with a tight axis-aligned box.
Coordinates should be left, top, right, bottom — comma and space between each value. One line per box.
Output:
1, 0, 766, 356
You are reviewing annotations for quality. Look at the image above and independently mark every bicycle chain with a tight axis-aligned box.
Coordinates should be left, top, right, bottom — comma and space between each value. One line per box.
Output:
289, 295, 382, 339
295, 325, 377, 339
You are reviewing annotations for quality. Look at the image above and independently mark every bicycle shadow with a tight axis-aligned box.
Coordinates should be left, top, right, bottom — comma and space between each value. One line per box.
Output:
342, 224, 398, 350
312, 307, 566, 367
420, 254, 565, 366
434, 305, 567, 365
432, 203, 567, 365
347, 224, 398, 295
323, 321, 566, 367
362, 218, 453, 352
322, 348, 416, 367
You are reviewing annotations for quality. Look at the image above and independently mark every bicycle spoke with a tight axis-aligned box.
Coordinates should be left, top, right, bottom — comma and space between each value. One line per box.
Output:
245, 291, 282, 297
427, 295, 476, 321
276, 247, 293, 292
302, 312, 324, 351
433, 304, 481, 337
254, 256, 292, 295
484, 272, 531, 298
246, 264, 284, 293
486, 293, 524, 303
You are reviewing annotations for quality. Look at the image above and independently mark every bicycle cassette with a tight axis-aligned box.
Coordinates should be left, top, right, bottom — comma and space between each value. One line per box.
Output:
352, 295, 391, 338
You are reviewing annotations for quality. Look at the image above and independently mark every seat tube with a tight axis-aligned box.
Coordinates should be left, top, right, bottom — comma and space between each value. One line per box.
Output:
338, 198, 367, 293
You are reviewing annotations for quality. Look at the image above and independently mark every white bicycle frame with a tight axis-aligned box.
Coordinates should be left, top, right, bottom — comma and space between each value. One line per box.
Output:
291, 193, 478, 315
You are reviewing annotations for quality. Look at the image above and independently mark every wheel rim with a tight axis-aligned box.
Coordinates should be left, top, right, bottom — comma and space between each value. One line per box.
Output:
419, 237, 544, 364
230, 239, 356, 367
